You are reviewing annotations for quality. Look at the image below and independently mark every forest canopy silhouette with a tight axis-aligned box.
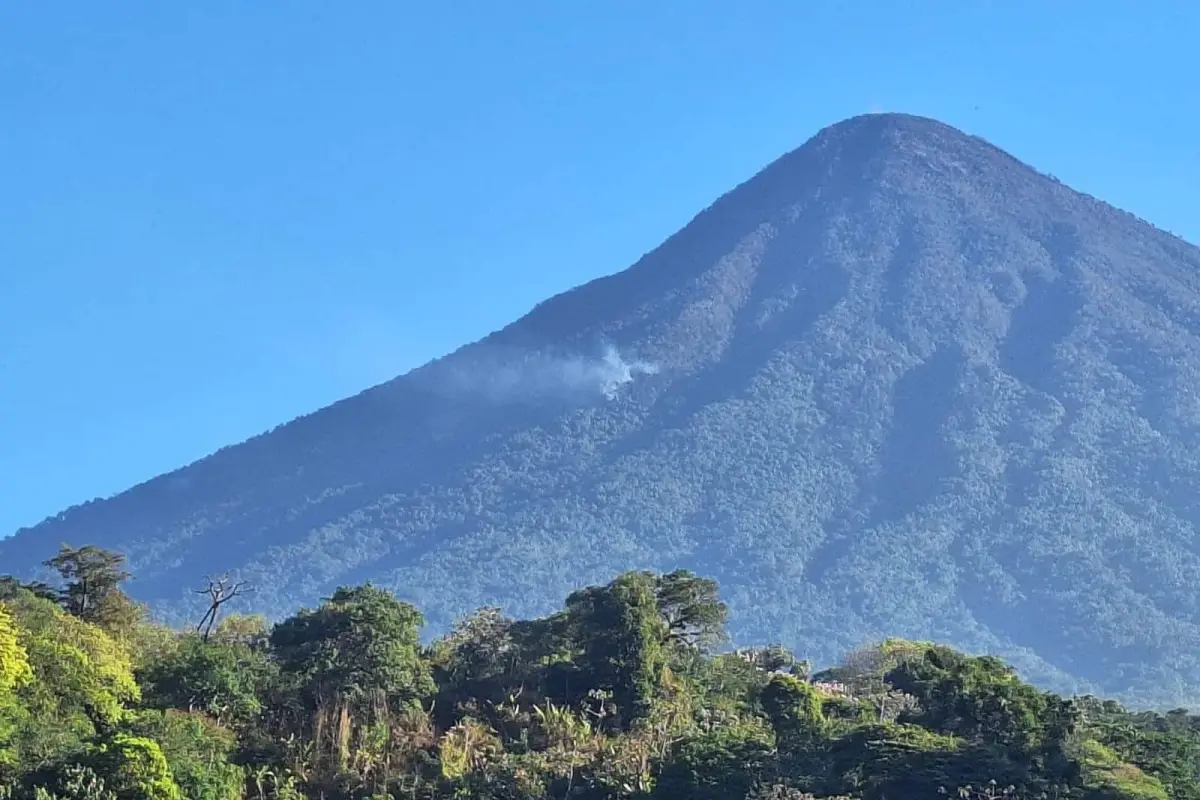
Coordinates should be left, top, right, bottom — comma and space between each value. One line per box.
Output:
1, 544, 1196, 799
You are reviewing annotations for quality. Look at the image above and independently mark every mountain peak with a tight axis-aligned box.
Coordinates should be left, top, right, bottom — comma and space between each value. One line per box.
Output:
503, 112, 1063, 358
821, 110, 968, 135
771, 112, 994, 173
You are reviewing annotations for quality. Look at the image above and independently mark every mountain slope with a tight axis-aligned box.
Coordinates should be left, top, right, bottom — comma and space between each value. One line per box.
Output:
8, 112, 1200, 706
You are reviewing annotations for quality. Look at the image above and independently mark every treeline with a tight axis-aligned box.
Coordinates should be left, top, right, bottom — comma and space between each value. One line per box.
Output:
0, 547, 1197, 799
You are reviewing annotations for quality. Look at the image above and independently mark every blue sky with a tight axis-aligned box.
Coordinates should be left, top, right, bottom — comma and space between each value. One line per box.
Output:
1, 1, 1196, 537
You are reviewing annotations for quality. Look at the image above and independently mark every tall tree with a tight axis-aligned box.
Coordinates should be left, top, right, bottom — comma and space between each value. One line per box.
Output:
271, 585, 434, 710
270, 584, 435, 784
44, 545, 141, 633
565, 572, 668, 730
653, 570, 728, 653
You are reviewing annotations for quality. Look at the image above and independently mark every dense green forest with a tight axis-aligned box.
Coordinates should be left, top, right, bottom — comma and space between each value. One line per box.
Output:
1, 546, 1196, 799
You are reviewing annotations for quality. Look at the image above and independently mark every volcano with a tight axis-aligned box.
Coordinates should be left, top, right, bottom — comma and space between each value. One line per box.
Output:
7, 113, 1200, 706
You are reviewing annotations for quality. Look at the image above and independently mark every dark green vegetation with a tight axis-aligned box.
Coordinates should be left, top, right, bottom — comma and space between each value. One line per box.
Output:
4, 547, 1199, 799
6, 113, 1200, 706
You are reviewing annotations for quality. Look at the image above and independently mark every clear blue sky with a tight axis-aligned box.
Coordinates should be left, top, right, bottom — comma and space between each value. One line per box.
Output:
1, 1, 1196, 537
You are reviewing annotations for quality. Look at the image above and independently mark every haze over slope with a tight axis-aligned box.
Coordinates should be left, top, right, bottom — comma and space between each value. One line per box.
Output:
7, 113, 1200, 706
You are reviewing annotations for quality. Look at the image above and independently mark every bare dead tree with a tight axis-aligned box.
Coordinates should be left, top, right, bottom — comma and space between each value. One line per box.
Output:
195, 573, 252, 642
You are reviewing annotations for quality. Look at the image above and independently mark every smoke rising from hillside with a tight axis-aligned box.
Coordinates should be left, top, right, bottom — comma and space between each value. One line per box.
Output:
422, 344, 659, 403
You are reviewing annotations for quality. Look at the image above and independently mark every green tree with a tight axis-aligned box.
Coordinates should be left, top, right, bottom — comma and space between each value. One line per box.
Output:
0, 604, 31, 697
565, 572, 668, 730
271, 584, 434, 710
90, 734, 181, 800
429, 607, 520, 731
2, 591, 140, 771
761, 674, 825, 753
270, 584, 435, 785
653, 570, 728, 653
138, 634, 268, 727
129, 711, 243, 800
209, 613, 270, 650
42, 548, 141, 636
653, 724, 774, 800
0, 602, 32, 776
885, 646, 1078, 760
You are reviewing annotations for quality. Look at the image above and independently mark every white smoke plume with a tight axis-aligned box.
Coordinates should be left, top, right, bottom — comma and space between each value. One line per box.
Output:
421, 344, 659, 404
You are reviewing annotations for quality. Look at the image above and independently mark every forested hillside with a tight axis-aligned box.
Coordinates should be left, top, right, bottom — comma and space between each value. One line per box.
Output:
2, 546, 1197, 799
7, 113, 1200, 706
